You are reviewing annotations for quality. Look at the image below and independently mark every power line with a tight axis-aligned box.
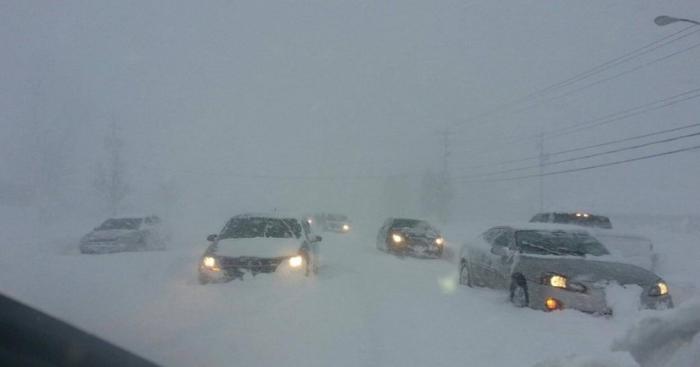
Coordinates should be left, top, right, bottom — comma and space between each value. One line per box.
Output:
454, 122, 700, 171
451, 87, 700, 158
496, 39, 700, 121
451, 25, 700, 130
546, 87, 700, 138
454, 144, 700, 183
455, 130, 700, 179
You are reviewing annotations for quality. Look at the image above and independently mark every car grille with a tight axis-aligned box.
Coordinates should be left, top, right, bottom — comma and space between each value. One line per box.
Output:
219, 256, 285, 273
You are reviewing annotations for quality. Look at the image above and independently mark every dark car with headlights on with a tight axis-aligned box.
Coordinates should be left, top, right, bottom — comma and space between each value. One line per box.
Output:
376, 218, 444, 258
198, 214, 321, 284
79, 216, 166, 254
458, 224, 672, 315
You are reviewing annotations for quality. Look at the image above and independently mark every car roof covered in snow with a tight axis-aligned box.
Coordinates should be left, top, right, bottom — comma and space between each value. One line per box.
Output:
489, 222, 594, 234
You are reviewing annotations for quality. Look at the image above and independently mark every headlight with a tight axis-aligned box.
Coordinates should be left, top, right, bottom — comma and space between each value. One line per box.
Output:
342, 224, 350, 231
549, 275, 567, 288
202, 256, 217, 269
289, 255, 303, 268
391, 233, 404, 243
435, 237, 445, 246
649, 281, 669, 296
307, 218, 313, 224
543, 274, 586, 292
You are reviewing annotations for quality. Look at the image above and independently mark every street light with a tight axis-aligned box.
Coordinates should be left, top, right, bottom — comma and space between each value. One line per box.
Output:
654, 15, 700, 26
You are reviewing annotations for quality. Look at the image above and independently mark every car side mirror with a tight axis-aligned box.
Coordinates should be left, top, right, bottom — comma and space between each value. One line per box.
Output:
491, 246, 506, 256
206, 234, 218, 242
312, 235, 322, 243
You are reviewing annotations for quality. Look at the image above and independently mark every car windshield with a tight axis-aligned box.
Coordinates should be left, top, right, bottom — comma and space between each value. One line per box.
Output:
219, 217, 301, 239
516, 230, 610, 257
96, 218, 142, 230
326, 214, 348, 221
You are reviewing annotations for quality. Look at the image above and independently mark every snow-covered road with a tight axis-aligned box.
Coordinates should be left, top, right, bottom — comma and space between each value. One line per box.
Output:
2, 225, 697, 367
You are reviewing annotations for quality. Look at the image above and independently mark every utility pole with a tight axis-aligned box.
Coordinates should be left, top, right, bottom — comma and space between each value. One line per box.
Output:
437, 127, 452, 223
440, 128, 451, 180
537, 132, 545, 212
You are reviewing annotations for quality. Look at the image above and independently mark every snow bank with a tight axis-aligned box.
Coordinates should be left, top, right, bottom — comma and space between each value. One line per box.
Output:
612, 300, 700, 367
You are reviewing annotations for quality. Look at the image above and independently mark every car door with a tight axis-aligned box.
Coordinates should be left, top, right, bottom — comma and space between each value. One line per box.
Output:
482, 229, 513, 289
491, 229, 516, 289
301, 220, 319, 263
470, 227, 503, 287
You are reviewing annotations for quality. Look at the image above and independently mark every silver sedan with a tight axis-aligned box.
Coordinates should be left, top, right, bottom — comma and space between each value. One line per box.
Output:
458, 224, 673, 315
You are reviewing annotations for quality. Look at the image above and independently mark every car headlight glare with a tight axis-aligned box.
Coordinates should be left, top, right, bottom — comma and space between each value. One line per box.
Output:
202, 256, 217, 268
289, 255, 303, 268
342, 224, 350, 231
544, 274, 586, 293
549, 275, 567, 288
391, 234, 404, 243
650, 281, 669, 296
435, 237, 445, 246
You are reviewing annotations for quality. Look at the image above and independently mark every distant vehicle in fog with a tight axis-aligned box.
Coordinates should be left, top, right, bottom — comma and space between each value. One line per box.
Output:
458, 224, 673, 315
530, 212, 658, 271
376, 218, 444, 258
530, 212, 613, 229
306, 213, 352, 233
198, 214, 322, 284
79, 216, 166, 254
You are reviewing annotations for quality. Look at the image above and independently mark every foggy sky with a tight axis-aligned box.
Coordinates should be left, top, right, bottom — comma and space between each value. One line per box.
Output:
1, 0, 699, 229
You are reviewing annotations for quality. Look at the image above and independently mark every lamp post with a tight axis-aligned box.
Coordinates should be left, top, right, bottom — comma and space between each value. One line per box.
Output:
654, 15, 700, 26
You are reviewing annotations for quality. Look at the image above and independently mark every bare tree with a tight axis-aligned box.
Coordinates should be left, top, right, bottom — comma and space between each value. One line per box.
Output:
94, 120, 129, 216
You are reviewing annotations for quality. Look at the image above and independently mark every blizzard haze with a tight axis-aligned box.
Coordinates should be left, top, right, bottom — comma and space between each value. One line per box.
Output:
1, 1, 699, 367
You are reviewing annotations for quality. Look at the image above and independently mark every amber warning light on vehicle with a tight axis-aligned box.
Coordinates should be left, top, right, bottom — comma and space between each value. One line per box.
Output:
545, 298, 561, 311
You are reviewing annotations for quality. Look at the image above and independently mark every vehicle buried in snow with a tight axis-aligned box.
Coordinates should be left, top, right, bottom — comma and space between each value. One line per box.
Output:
376, 218, 445, 258
305, 213, 352, 234
530, 211, 658, 271
458, 224, 673, 315
530, 211, 613, 229
79, 216, 166, 254
198, 214, 321, 284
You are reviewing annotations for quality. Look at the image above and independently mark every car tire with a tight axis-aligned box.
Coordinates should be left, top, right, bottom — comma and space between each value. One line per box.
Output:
510, 277, 529, 308
459, 260, 473, 287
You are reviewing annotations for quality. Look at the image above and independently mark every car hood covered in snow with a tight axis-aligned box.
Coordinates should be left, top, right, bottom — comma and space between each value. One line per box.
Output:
213, 238, 301, 258
517, 255, 660, 287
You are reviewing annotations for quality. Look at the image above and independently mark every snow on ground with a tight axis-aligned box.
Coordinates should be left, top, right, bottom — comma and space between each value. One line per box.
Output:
0, 215, 698, 367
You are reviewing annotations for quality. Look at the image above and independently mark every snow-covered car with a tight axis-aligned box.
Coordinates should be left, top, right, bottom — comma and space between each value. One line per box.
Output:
79, 216, 166, 254
530, 212, 613, 229
198, 214, 321, 284
530, 212, 658, 271
376, 218, 444, 258
306, 213, 352, 233
458, 224, 673, 315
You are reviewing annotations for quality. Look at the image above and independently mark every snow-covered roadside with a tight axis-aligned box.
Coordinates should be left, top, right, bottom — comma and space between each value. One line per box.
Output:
0, 215, 697, 367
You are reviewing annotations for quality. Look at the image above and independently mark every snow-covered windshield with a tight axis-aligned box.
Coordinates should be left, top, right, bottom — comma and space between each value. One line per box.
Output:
516, 230, 610, 257
96, 218, 142, 231
219, 217, 301, 239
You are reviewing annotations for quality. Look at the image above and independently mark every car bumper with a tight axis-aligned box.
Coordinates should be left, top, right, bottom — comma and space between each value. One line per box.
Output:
527, 282, 673, 315
198, 256, 305, 283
